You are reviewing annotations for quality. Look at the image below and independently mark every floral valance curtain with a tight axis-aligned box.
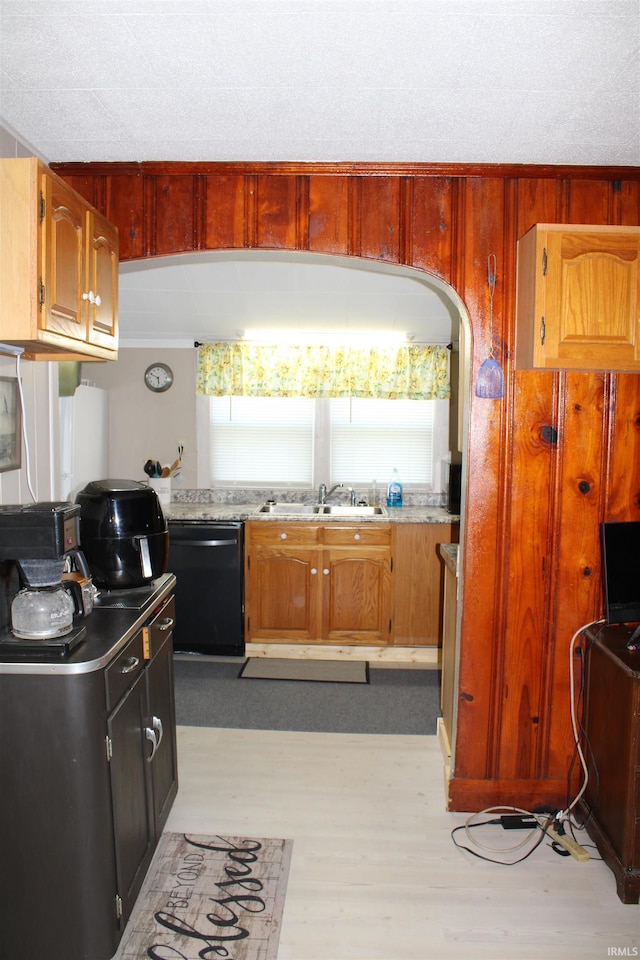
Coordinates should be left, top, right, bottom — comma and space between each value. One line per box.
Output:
196, 342, 450, 400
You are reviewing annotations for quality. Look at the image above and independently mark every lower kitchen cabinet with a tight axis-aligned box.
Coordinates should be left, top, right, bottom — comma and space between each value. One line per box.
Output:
0, 594, 178, 960
393, 522, 458, 646
245, 522, 393, 644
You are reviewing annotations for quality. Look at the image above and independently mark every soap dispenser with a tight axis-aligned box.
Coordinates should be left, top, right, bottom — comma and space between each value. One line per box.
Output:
386, 468, 403, 508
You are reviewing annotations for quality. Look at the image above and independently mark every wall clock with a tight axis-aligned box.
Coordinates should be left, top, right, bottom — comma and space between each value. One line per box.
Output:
144, 362, 174, 393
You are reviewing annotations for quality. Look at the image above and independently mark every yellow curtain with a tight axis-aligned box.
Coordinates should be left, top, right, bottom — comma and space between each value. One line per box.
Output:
196, 342, 450, 400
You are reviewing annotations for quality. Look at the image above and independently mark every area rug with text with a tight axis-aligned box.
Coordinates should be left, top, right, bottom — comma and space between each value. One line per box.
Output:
114, 832, 293, 960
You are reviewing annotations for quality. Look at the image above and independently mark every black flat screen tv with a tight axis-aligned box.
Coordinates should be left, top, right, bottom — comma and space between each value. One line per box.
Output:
600, 520, 640, 625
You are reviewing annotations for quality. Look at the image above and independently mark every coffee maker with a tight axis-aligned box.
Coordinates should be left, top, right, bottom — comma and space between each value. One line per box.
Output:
0, 502, 94, 656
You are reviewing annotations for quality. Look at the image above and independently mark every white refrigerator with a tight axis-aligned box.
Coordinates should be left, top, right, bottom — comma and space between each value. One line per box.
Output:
59, 384, 108, 501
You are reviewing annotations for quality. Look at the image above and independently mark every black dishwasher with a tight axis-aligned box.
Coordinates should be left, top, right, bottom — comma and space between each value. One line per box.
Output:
168, 521, 244, 656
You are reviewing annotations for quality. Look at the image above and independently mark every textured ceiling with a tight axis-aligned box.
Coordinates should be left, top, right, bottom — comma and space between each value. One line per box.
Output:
1, 0, 638, 166
1, 0, 638, 346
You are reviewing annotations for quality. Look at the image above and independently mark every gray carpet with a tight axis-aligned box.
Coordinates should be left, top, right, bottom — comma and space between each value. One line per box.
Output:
173, 657, 441, 735
239, 657, 369, 683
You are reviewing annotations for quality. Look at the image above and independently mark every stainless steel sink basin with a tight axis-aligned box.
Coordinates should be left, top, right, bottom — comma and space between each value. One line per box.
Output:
320, 504, 387, 516
257, 502, 387, 516
258, 502, 322, 514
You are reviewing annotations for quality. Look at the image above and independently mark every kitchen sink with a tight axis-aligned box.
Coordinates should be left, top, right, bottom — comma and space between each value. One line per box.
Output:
257, 502, 387, 516
320, 505, 387, 516
258, 502, 322, 514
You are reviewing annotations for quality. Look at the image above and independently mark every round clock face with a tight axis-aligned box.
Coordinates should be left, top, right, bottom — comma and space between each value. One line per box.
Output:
144, 362, 174, 393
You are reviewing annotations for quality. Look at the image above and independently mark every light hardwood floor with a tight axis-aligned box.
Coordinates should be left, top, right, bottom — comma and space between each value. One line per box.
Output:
165, 727, 639, 960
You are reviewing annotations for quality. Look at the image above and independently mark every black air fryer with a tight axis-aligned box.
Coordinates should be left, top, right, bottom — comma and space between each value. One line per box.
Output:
75, 480, 168, 589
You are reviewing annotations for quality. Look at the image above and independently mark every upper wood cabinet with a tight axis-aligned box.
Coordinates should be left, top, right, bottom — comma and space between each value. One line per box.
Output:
0, 158, 118, 361
515, 223, 640, 371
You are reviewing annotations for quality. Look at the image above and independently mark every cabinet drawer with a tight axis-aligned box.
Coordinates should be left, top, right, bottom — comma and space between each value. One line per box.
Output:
146, 596, 176, 660
105, 631, 145, 711
248, 523, 321, 546
323, 524, 391, 547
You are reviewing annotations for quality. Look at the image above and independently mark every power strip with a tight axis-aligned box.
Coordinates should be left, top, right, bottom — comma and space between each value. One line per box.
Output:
545, 825, 590, 861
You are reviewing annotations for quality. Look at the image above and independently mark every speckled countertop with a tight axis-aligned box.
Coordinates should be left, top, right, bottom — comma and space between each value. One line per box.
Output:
439, 542, 459, 574
165, 502, 458, 524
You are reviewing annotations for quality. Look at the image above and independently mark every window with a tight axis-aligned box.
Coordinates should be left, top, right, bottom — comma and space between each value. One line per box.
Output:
206, 395, 449, 491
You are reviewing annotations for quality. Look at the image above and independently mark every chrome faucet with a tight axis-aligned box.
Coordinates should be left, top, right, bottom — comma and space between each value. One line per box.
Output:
318, 482, 343, 504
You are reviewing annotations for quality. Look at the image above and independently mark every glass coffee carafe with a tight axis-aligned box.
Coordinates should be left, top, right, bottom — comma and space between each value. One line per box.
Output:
11, 583, 75, 640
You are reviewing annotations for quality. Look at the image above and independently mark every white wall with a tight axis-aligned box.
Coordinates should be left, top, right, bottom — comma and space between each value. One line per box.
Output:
83, 348, 198, 489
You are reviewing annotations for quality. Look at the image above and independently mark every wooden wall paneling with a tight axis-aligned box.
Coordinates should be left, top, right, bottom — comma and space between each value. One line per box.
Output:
449, 177, 509, 781
408, 176, 454, 281
565, 179, 613, 225
151, 175, 198, 255
605, 374, 640, 519
514, 178, 559, 239
254, 175, 299, 249
496, 370, 557, 781
307, 176, 351, 254
203, 175, 251, 249
543, 373, 606, 779
103, 173, 145, 262
358, 177, 402, 263
616, 180, 640, 225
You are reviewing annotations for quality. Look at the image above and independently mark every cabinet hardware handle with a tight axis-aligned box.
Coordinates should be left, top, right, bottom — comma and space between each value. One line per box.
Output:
540, 316, 546, 345
354, 533, 361, 540
120, 656, 140, 674
145, 725, 159, 761
158, 618, 174, 631
311, 567, 317, 575
280, 533, 287, 540
94, 293, 102, 306
323, 568, 329, 575
152, 715, 164, 747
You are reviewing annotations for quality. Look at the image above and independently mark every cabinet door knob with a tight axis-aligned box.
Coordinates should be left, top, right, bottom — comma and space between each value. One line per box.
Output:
94, 293, 102, 306
280, 532, 287, 540
323, 568, 329, 575
311, 567, 317, 575
354, 533, 361, 540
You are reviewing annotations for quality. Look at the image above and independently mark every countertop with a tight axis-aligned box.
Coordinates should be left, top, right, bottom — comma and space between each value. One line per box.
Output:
166, 502, 459, 524
0, 573, 176, 675
439, 542, 459, 575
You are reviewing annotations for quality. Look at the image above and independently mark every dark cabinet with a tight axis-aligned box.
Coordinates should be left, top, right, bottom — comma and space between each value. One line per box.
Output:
0, 593, 178, 960
582, 625, 640, 904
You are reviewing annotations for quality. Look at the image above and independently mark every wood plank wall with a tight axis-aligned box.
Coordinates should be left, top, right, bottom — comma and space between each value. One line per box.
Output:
53, 161, 640, 812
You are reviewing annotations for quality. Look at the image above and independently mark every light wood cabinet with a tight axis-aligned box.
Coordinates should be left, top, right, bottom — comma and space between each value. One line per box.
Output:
393, 522, 457, 646
0, 157, 118, 360
245, 522, 393, 645
515, 223, 640, 371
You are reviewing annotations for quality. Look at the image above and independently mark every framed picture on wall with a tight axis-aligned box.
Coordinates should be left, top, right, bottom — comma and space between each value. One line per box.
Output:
0, 377, 21, 473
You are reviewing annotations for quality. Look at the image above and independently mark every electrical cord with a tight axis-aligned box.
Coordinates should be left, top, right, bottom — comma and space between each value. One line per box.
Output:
450, 806, 554, 865
560, 617, 606, 822
14, 351, 36, 502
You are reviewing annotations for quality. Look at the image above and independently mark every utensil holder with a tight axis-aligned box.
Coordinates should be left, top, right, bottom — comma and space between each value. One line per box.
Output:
148, 477, 171, 508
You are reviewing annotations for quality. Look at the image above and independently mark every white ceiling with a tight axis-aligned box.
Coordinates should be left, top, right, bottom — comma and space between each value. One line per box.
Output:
1, 0, 638, 166
1, 0, 638, 346
118, 251, 460, 346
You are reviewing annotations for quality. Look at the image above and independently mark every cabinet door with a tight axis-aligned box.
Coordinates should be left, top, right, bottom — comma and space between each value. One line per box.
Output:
248, 546, 321, 641
516, 224, 640, 371
323, 546, 392, 644
146, 631, 178, 836
108, 667, 154, 928
40, 170, 87, 342
86, 208, 119, 348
